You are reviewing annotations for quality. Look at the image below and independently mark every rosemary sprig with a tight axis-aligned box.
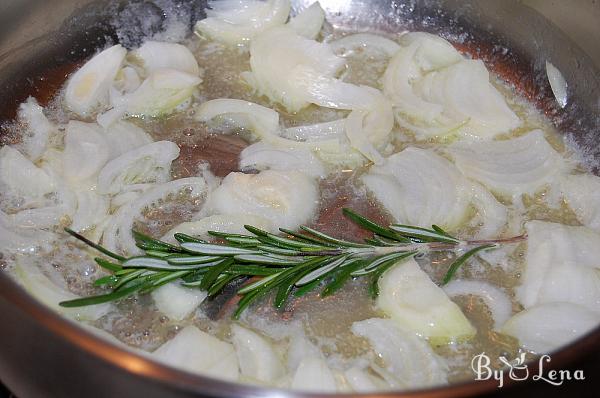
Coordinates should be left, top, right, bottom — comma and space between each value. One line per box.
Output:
59, 209, 526, 318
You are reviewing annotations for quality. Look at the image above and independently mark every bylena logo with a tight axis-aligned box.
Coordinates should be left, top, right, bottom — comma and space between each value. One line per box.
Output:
471, 352, 585, 388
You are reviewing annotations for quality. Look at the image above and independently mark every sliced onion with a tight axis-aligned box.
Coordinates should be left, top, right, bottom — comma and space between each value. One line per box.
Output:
194, 0, 291, 46
97, 141, 180, 195
329, 33, 401, 57
351, 318, 448, 388
501, 302, 599, 354
102, 177, 208, 256
362, 147, 471, 229
64, 45, 127, 117
376, 259, 476, 344
343, 367, 390, 392
113, 66, 142, 94
546, 61, 568, 108
152, 325, 239, 381
443, 280, 512, 329
0, 210, 56, 253
0, 146, 56, 200
282, 119, 346, 141
17, 97, 54, 161
517, 220, 600, 313
151, 282, 207, 321
70, 185, 109, 232
288, 1, 325, 39
240, 141, 326, 178
205, 170, 318, 231
231, 324, 285, 383
129, 41, 201, 76
447, 130, 567, 198
103, 121, 154, 157
291, 357, 337, 392
559, 173, 600, 232
469, 183, 508, 238
63, 121, 111, 183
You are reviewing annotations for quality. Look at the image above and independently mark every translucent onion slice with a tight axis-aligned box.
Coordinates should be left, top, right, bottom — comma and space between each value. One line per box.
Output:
151, 282, 207, 321
231, 324, 285, 383
501, 302, 599, 354
104, 121, 154, 158
517, 220, 600, 313
102, 177, 207, 256
242, 26, 345, 112
70, 185, 109, 232
14, 256, 111, 320
129, 41, 201, 76
343, 367, 390, 392
443, 280, 512, 329
63, 121, 111, 183
546, 61, 568, 108
64, 44, 127, 117
288, 1, 325, 39
240, 141, 326, 178
162, 214, 274, 242
351, 318, 448, 388
0, 210, 56, 253
205, 170, 319, 231
559, 173, 600, 232
97, 141, 180, 195
376, 259, 476, 344
17, 97, 54, 161
329, 33, 401, 57
152, 325, 239, 381
362, 147, 471, 229
447, 129, 567, 198
0, 146, 56, 200
194, 0, 291, 46
291, 357, 338, 392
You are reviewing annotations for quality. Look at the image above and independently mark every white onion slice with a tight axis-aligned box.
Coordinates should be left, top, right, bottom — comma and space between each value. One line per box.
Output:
63, 121, 111, 183
162, 214, 274, 242
517, 220, 600, 313
282, 119, 346, 141
288, 2, 325, 40
231, 324, 285, 383
0, 146, 56, 200
195, 0, 291, 46
291, 357, 337, 392
0, 210, 56, 253
362, 147, 471, 229
351, 318, 448, 388
501, 302, 599, 354
151, 282, 207, 321
102, 177, 207, 256
443, 280, 513, 329
17, 97, 54, 161
376, 259, 476, 344
546, 61, 568, 108
70, 185, 109, 232
447, 129, 567, 198
240, 141, 326, 178
97, 141, 180, 195
329, 33, 401, 57
130, 41, 201, 76
559, 173, 600, 232
64, 45, 127, 117
103, 121, 154, 158
152, 325, 239, 381
343, 367, 390, 392
205, 170, 318, 231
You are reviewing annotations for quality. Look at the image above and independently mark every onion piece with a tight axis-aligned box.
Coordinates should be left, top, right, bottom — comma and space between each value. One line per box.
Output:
97, 141, 180, 195
288, 2, 325, 39
63, 121, 111, 183
376, 259, 476, 344
152, 325, 239, 381
70, 185, 109, 233
14, 256, 111, 320
129, 41, 201, 76
329, 33, 401, 57
162, 214, 274, 243
291, 357, 337, 392
231, 324, 285, 383
240, 141, 326, 178
559, 173, 600, 232
517, 221, 600, 313
0, 146, 56, 201
0, 210, 56, 253
443, 280, 513, 329
17, 97, 54, 161
64, 45, 127, 117
546, 61, 568, 108
362, 147, 471, 229
282, 119, 346, 141
151, 282, 207, 321
103, 121, 154, 158
501, 302, 599, 354
343, 367, 390, 392
205, 170, 319, 231
351, 318, 448, 388
447, 129, 567, 198
194, 0, 291, 46
102, 177, 208, 256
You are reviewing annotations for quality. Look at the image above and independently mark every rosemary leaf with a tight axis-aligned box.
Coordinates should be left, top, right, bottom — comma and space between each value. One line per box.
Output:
442, 244, 496, 285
